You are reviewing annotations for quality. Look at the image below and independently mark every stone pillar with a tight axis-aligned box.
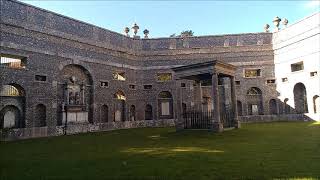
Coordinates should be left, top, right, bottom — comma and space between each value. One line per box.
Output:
230, 76, 240, 128
175, 80, 184, 131
65, 85, 70, 105
199, 81, 203, 112
211, 73, 223, 132
81, 84, 85, 105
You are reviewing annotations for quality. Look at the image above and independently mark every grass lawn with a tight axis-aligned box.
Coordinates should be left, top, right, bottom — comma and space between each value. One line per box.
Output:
0, 122, 320, 180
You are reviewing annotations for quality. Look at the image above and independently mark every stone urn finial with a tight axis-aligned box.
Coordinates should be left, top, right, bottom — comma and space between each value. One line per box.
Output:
124, 27, 130, 37
132, 23, 139, 37
264, 24, 270, 32
273, 16, 281, 31
282, 18, 288, 28
143, 29, 149, 38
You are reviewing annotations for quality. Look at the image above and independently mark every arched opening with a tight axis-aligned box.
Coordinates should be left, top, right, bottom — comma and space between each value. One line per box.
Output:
284, 98, 290, 114
246, 87, 263, 115
0, 84, 24, 96
34, 104, 46, 127
129, 105, 136, 121
145, 104, 153, 120
0, 84, 25, 128
114, 90, 126, 122
59, 64, 93, 125
269, 99, 278, 115
101, 105, 108, 123
313, 95, 319, 113
0, 105, 21, 129
237, 101, 242, 116
158, 91, 173, 119
293, 83, 308, 113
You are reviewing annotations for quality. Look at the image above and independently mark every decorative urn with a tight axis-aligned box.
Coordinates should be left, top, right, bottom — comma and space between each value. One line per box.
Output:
264, 24, 270, 32
143, 29, 149, 38
272, 16, 281, 31
124, 27, 130, 37
132, 23, 139, 37
282, 18, 289, 27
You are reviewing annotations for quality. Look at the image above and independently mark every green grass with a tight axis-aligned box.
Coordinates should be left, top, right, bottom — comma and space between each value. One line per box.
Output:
1, 122, 320, 180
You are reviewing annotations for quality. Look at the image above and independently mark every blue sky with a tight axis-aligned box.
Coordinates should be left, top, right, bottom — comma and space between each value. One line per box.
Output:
21, 0, 320, 38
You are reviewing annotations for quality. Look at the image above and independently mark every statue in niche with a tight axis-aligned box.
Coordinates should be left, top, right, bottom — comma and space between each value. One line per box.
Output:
65, 76, 84, 106
75, 92, 80, 105
69, 92, 74, 105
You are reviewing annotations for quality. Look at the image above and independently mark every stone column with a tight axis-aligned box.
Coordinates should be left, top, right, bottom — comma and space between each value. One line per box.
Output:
211, 73, 223, 132
230, 76, 240, 128
81, 85, 85, 105
175, 80, 184, 131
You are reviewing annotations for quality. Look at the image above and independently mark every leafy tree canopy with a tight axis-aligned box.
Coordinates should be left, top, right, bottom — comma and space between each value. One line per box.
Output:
169, 30, 194, 37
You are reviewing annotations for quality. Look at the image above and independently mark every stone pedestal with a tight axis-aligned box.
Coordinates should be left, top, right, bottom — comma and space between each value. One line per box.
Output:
62, 111, 88, 124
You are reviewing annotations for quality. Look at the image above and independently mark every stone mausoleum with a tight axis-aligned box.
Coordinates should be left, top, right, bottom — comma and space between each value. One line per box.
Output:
0, 0, 319, 140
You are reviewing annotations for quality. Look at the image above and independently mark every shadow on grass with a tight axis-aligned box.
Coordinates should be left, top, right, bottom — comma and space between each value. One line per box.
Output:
273, 178, 319, 180
121, 147, 224, 156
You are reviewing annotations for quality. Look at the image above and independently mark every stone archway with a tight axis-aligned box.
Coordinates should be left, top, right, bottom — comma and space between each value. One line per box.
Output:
59, 64, 93, 125
246, 87, 263, 115
0, 84, 26, 128
0, 105, 21, 129
293, 83, 308, 113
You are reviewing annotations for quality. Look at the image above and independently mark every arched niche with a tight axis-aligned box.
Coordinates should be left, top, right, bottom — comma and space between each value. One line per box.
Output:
145, 104, 153, 120
114, 90, 126, 122
269, 99, 278, 115
0, 84, 26, 129
246, 87, 263, 115
293, 83, 308, 113
59, 64, 93, 125
129, 105, 136, 121
0, 105, 21, 129
158, 91, 173, 119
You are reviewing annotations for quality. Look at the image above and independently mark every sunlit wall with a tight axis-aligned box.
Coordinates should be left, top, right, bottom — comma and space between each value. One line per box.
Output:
273, 12, 320, 120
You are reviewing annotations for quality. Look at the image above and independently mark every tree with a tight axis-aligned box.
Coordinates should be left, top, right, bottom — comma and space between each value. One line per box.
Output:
180, 30, 194, 37
169, 30, 194, 38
